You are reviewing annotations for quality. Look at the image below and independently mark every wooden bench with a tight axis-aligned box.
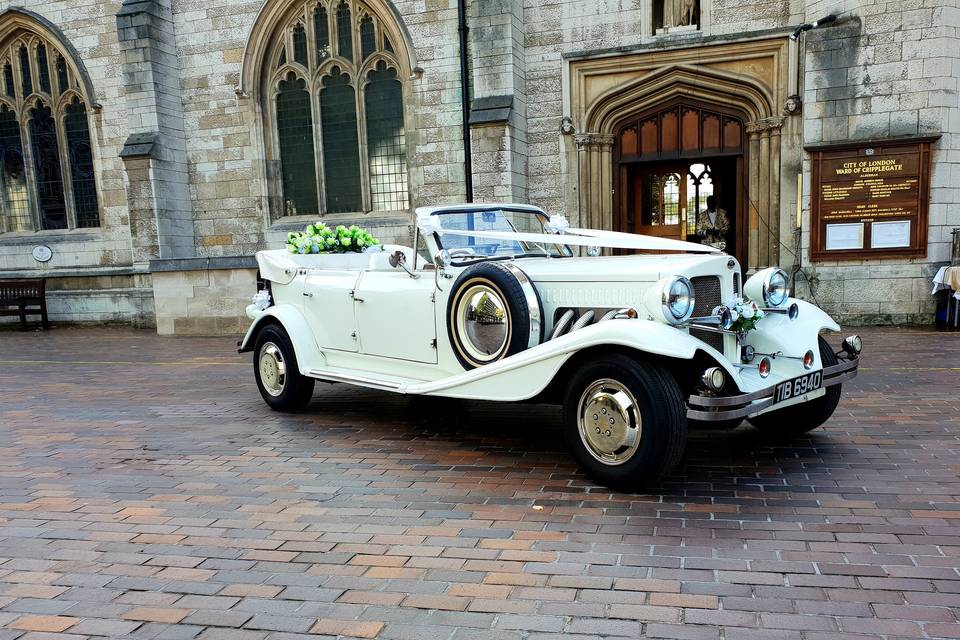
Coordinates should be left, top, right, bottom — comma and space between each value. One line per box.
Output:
0, 279, 49, 330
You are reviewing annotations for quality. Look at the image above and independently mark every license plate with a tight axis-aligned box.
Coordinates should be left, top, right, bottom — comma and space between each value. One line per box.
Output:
772, 371, 823, 404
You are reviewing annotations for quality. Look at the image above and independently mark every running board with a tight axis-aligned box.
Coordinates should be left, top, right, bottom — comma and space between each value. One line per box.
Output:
305, 368, 415, 392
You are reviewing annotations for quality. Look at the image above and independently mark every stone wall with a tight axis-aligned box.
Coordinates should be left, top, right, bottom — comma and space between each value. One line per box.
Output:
798, 0, 958, 323
151, 259, 257, 335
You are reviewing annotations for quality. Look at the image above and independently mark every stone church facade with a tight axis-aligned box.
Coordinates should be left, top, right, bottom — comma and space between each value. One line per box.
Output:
0, 0, 956, 333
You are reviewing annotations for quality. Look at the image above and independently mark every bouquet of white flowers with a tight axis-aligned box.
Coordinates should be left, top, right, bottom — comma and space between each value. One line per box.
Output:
719, 300, 765, 334
286, 221, 380, 254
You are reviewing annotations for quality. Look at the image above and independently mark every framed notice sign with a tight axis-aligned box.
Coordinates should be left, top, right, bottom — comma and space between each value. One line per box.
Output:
806, 136, 938, 261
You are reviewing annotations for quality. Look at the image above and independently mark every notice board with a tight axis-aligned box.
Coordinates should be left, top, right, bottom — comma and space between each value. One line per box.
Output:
806, 137, 938, 261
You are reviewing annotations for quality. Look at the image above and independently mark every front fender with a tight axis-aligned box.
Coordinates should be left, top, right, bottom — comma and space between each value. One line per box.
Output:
238, 305, 324, 374
408, 319, 734, 401
747, 298, 840, 367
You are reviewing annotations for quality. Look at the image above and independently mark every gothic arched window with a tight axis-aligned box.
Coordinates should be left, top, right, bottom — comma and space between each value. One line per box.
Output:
266, 0, 410, 218
0, 29, 99, 233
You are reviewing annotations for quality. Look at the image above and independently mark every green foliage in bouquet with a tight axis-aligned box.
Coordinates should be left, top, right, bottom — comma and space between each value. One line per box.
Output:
286, 222, 380, 254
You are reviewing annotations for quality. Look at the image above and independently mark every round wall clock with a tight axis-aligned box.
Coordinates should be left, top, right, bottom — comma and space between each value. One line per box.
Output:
32, 245, 52, 263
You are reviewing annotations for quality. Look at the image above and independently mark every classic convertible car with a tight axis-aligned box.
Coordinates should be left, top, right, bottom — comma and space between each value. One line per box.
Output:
240, 204, 861, 488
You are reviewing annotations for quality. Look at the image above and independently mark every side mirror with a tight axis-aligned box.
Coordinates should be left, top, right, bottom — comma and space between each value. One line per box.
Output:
389, 250, 420, 279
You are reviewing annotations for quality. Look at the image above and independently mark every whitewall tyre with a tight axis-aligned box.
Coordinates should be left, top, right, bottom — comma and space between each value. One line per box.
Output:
254, 324, 315, 411
562, 354, 687, 490
446, 262, 543, 370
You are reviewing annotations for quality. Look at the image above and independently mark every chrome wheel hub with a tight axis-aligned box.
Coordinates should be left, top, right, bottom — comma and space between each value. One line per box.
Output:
258, 342, 286, 397
577, 379, 642, 466
457, 284, 509, 362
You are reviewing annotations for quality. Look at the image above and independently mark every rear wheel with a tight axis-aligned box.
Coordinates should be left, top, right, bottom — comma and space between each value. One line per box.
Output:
562, 354, 687, 489
747, 335, 841, 437
254, 324, 315, 411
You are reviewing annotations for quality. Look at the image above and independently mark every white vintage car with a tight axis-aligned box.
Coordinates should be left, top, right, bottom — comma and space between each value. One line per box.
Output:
240, 204, 861, 488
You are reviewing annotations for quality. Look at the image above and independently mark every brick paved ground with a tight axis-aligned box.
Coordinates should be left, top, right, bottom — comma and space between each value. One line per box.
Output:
0, 326, 958, 640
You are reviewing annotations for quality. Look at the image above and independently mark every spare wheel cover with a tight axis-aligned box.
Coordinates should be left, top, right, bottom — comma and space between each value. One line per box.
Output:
446, 262, 542, 370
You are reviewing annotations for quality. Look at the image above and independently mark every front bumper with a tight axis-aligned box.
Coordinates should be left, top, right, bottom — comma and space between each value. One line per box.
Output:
686, 356, 859, 421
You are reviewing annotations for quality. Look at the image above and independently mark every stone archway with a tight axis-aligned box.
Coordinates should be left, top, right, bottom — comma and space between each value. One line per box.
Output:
568, 38, 793, 271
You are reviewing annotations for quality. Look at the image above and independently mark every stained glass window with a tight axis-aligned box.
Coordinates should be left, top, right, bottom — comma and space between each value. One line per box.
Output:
276, 74, 319, 216
314, 6, 330, 60
55, 54, 68, 95
336, 2, 353, 61
360, 17, 376, 61
0, 105, 28, 232
269, 0, 409, 217
18, 45, 31, 96
0, 32, 102, 233
29, 102, 67, 230
292, 24, 308, 66
365, 62, 407, 210
65, 98, 99, 228
36, 43, 50, 94
320, 69, 362, 213
3, 63, 13, 98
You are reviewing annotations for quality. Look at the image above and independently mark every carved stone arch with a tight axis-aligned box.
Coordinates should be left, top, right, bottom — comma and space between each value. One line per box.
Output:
239, 0, 416, 101
54, 89, 85, 117
576, 63, 785, 270
315, 56, 358, 82
0, 7, 98, 109
584, 64, 774, 133
358, 53, 401, 85
269, 67, 307, 96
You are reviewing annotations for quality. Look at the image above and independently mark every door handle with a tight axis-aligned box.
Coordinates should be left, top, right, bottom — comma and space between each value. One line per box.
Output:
349, 290, 364, 303
302, 292, 313, 298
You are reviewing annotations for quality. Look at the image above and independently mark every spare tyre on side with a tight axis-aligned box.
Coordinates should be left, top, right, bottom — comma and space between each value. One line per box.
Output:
446, 262, 543, 370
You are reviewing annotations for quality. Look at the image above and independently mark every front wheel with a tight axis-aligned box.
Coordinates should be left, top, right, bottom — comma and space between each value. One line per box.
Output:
747, 335, 841, 437
562, 355, 687, 490
254, 324, 315, 411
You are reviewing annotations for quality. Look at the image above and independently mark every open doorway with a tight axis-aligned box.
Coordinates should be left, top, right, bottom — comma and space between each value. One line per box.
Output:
613, 101, 746, 263
622, 159, 739, 253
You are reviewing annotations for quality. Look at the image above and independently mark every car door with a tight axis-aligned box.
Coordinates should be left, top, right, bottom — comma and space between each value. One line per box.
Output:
353, 271, 437, 364
301, 269, 361, 352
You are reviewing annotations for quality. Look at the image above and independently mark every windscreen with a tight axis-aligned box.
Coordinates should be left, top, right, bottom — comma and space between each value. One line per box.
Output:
433, 208, 571, 261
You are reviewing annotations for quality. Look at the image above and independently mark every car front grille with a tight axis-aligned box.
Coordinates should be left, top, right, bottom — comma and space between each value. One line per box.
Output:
689, 275, 724, 352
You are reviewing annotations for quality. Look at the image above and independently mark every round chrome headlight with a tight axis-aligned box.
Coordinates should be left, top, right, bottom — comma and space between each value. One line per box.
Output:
662, 276, 695, 324
763, 269, 789, 307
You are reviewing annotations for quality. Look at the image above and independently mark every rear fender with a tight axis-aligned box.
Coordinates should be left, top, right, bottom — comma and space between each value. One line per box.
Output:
238, 305, 324, 374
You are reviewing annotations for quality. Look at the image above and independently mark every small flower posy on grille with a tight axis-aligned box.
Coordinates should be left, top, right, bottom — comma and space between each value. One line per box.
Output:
286, 221, 380, 254
715, 300, 765, 334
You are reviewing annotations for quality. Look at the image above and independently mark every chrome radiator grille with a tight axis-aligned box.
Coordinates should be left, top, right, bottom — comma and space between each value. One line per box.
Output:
689, 275, 724, 352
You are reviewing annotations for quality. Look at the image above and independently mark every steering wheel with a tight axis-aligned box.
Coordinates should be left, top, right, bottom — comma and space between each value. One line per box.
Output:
446, 247, 477, 259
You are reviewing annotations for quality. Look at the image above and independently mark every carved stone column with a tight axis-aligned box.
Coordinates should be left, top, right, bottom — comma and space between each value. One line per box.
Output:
745, 117, 784, 271
575, 133, 615, 230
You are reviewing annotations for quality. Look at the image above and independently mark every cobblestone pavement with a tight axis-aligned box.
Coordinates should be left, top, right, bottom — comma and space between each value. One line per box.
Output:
0, 326, 958, 640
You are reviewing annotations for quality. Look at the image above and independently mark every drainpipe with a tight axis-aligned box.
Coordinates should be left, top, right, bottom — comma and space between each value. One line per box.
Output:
457, 0, 473, 202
